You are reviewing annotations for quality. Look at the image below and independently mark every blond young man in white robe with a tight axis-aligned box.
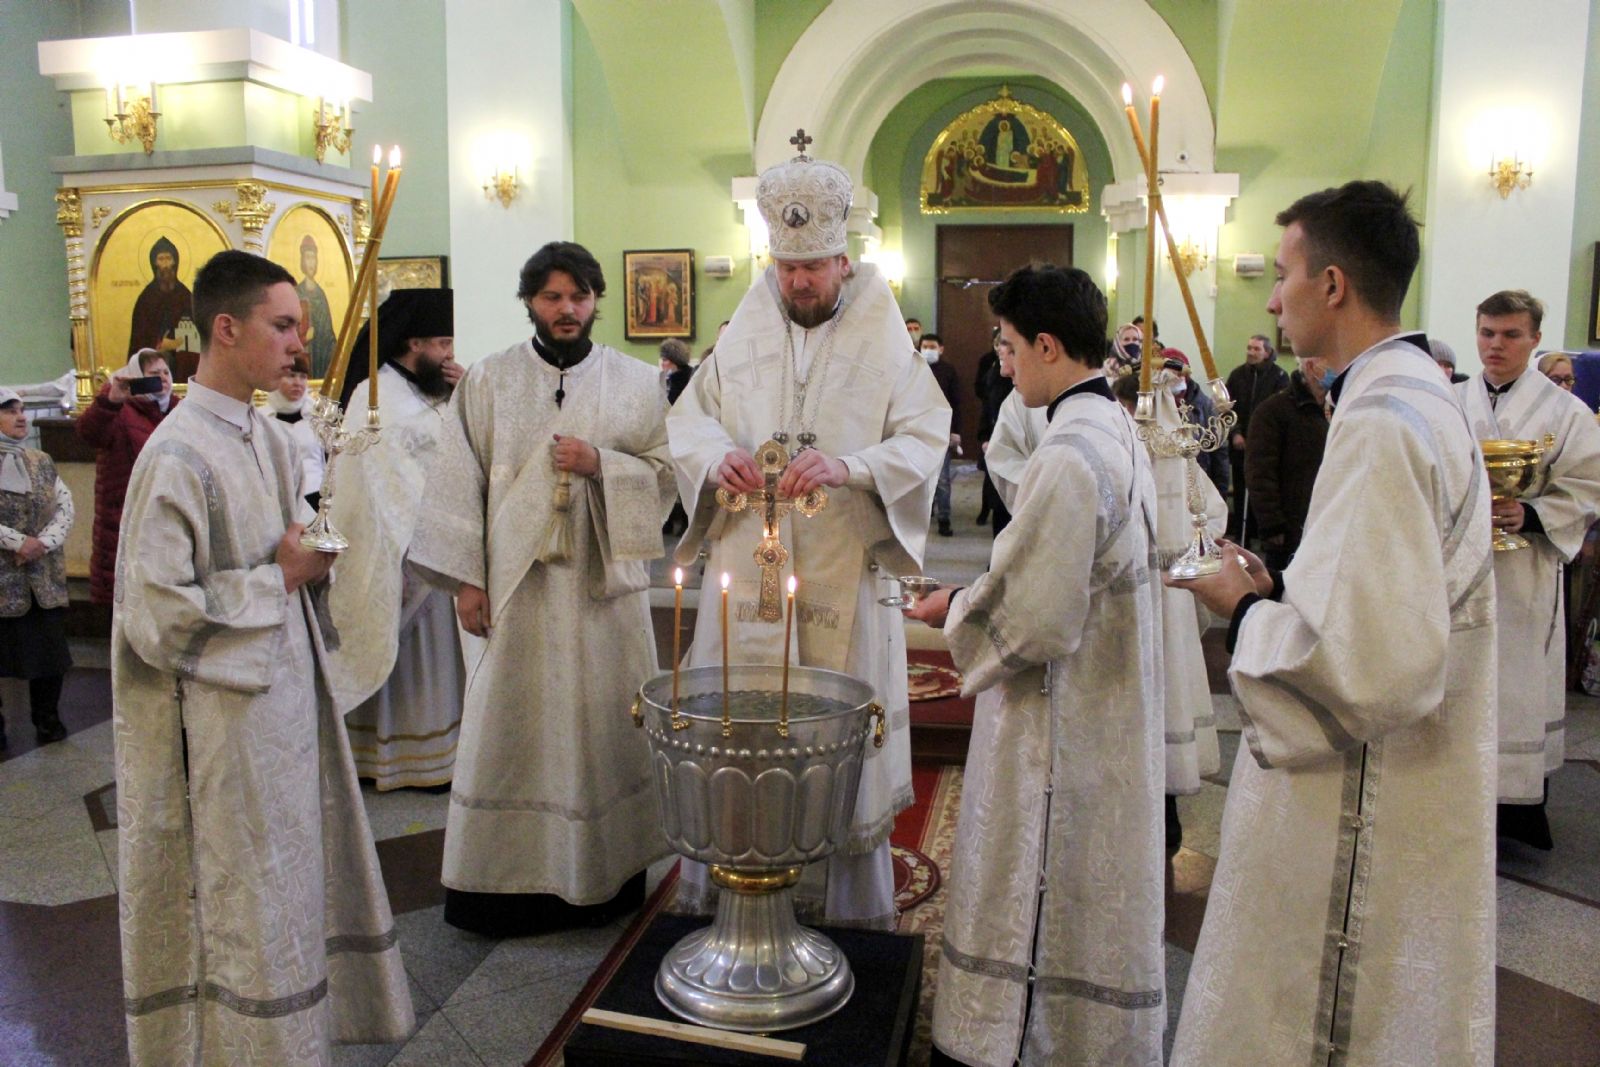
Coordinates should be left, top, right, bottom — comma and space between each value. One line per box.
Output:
910, 264, 1166, 1067
113, 251, 412, 1066
333, 289, 467, 791
1456, 288, 1600, 850
411, 242, 675, 936
1171, 182, 1496, 1066
667, 144, 950, 929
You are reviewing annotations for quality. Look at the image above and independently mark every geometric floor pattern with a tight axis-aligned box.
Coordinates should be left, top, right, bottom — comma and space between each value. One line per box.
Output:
4, 679, 1598, 1064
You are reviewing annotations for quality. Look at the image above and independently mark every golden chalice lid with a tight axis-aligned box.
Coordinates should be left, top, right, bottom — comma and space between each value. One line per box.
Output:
1480, 437, 1548, 458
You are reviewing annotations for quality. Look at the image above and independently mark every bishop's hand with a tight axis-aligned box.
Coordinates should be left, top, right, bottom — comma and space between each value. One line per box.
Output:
1491, 498, 1525, 533
717, 448, 764, 494
777, 449, 848, 497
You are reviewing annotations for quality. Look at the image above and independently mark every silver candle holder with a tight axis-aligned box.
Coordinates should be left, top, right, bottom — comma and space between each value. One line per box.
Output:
298, 392, 382, 553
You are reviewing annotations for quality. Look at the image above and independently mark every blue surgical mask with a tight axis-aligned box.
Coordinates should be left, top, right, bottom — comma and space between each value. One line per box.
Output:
1319, 368, 1338, 390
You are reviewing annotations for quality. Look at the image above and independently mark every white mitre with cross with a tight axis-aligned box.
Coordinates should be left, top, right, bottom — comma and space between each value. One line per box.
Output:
757, 129, 852, 261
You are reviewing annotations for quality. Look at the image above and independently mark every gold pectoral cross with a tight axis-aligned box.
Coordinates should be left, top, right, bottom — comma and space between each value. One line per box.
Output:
715, 439, 827, 621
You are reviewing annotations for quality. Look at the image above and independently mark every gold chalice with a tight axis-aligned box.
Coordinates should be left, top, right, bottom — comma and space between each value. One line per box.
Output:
878, 574, 940, 608
1481, 436, 1553, 552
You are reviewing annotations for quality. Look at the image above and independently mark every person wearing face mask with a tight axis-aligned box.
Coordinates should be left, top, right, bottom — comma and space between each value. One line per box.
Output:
1242, 351, 1330, 571
0, 388, 75, 749
921, 333, 962, 536
1163, 348, 1230, 498
75, 347, 179, 606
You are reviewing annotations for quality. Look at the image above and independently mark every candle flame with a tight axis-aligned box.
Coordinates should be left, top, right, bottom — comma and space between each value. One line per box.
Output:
372, 144, 382, 165
389, 145, 402, 168
720, 572, 730, 590
787, 575, 797, 594
1152, 74, 1165, 96
1121, 83, 1133, 106
673, 567, 683, 586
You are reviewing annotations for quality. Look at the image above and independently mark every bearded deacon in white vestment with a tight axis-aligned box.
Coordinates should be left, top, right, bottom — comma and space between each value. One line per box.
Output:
667, 141, 950, 930
1456, 289, 1600, 850
913, 265, 1166, 1067
1172, 184, 1496, 1066
411, 243, 675, 936
331, 288, 466, 791
113, 252, 412, 1066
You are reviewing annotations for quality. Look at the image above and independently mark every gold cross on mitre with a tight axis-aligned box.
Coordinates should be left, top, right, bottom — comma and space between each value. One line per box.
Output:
716, 439, 827, 621
789, 128, 813, 161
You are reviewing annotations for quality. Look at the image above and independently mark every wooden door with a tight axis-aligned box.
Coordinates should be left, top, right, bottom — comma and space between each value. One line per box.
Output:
935, 224, 1073, 448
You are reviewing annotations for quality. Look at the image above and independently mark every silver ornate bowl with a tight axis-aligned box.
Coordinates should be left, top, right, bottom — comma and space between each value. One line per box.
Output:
632, 663, 882, 1032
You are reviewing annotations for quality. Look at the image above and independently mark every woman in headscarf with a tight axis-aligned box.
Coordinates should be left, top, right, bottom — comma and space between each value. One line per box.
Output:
0, 388, 74, 748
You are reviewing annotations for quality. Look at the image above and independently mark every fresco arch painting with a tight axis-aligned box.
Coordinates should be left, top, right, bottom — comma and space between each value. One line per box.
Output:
920, 87, 1090, 215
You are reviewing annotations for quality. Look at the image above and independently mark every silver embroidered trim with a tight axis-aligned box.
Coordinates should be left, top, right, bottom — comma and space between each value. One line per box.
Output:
125, 978, 329, 1020
325, 927, 400, 954
451, 773, 653, 818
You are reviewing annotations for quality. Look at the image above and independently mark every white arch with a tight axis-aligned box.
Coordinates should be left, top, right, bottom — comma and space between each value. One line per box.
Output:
758, 0, 1214, 187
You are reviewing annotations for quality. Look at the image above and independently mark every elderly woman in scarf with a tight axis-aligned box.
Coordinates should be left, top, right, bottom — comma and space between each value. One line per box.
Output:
0, 388, 75, 748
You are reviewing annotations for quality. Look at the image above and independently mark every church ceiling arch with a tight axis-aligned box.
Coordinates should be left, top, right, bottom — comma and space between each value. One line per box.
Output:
572, 0, 755, 181
759, 0, 1213, 188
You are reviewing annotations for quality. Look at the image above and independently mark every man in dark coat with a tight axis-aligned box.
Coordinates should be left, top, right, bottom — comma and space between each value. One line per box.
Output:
921, 333, 961, 535
974, 332, 1015, 532
1243, 353, 1329, 569
1223, 333, 1290, 539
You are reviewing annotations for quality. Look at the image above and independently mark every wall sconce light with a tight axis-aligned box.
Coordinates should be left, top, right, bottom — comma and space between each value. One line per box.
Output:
1489, 155, 1532, 198
483, 164, 519, 208
474, 133, 529, 208
1169, 239, 1210, 277
104, 82, 160, 154
313, 97, 353, 163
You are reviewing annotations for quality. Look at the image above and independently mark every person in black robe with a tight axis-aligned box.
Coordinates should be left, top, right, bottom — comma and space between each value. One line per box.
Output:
127, 236, 193, 355
974, 332, 1015, 532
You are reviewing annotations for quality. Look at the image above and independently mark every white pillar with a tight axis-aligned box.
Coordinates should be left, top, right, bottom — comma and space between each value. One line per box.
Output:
1421, 0, 1590, 365
443, 0, 572, 364
130, 0, 341, 58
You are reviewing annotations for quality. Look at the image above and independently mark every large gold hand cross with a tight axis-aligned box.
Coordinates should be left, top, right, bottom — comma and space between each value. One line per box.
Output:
715, 439, 827, 621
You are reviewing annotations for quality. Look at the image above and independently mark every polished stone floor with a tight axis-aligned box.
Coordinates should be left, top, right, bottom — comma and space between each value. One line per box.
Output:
3, 467, 1598, 1064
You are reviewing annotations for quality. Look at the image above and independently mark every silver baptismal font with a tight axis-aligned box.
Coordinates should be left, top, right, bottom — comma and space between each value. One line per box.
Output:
632, 663, 884, 1032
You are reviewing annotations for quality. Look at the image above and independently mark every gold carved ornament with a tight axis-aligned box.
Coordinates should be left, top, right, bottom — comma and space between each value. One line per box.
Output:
213, 182, 277, 233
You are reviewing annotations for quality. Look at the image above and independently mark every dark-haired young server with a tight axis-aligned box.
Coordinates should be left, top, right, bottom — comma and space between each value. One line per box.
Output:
113, 251, 413, 1064
1457, 289, 1600, 850
410, 241, 677, 936
1170, 182, 1497, 1065
910, 264, 1166, 1067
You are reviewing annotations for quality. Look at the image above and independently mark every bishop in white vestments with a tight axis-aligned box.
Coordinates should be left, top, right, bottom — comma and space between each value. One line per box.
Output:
332, 288, 466, 791
667, 138, 950, 929
411, 243, 675, 936
1456, 288, 1600, 849
1172, 185, 1496, 1066
114, 252, 412, 1066
913, 264, 1166, 1067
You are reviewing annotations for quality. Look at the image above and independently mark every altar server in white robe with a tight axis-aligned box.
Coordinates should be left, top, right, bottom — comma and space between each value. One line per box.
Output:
1171, 182, 1497, 1066
331, 288, 466, 791
1457, 288, 1600, 850
989, 351, 1221, 852
667, 136, 950, 930
982, 360, 1048, 511
114, 251, 412, 1065
411, 242, 675, 936
909, 263, 1166, 1067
